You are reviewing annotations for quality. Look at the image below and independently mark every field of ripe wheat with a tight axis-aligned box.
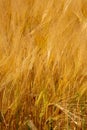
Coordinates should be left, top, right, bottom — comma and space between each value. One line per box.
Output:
0, 0, 87, 130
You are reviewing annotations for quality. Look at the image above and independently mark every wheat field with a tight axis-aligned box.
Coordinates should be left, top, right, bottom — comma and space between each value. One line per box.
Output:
0, 0, 87, 130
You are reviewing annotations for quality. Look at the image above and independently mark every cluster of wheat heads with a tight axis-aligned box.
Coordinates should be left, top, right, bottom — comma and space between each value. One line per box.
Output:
0, 0, 87, 130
